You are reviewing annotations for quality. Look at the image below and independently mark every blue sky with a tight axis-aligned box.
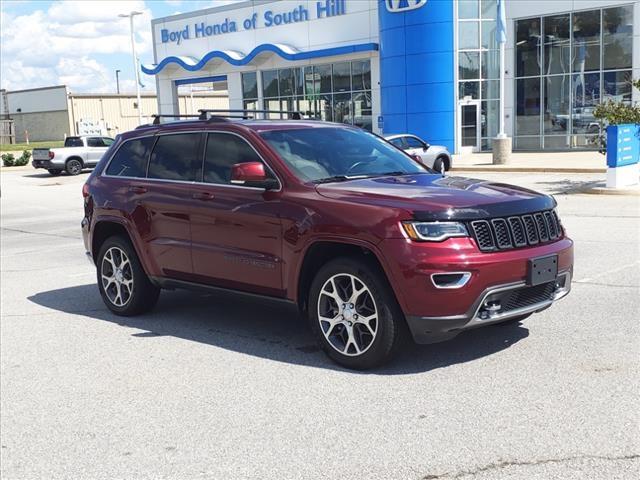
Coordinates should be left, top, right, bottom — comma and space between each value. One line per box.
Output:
0, 0, 240, 93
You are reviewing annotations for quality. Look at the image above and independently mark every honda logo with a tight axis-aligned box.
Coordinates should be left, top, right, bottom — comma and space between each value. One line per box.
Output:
385, 0, 427, 13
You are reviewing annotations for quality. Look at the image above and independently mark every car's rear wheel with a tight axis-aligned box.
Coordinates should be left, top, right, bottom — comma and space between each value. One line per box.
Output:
96, 235, 160, 316
308, 258, 405, 369
65, 158, 83, 175
47, 169, 62, 176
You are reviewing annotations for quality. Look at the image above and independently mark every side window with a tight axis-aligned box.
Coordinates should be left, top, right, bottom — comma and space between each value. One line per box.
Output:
203, 133, 265, 185
105, 137, 154, 177
87, 137, 104, 147
102, 137, 115, 147
148, 133, 201, 182
64, 137, 84, 147
404, 137, 424, 149
389, 138, 406, 149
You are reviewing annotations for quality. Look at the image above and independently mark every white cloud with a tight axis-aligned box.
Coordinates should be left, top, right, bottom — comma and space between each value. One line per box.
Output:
0, 0, 155, 92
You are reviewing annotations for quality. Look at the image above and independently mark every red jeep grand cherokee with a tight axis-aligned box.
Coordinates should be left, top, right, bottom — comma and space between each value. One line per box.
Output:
82, 113, 573, 369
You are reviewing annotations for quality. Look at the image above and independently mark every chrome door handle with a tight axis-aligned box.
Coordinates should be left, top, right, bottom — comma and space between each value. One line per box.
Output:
128, 186, 147, 194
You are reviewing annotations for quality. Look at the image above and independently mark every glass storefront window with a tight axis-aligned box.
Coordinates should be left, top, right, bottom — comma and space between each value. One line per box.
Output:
459, 52, 480, 79
572, 72, 599, 134
459, 81, 480, 100
603, 6, 633, 70
572, 10, 600, 72
242, 72, 257, 99
315, 64, 332, 94
459, 0, 479, 19
544, 14, 570, 75
459, 21, 479, 50
516, 77, 541, 135
332, 62, 351, 93
480, 0, 495, 20
262, 70, 279, 98
352, 60, 371, 90
481, 20, 497, 49
603, 70, 633, 103
543, 75, 570, 135
278, 68, 295, 96
353, 91, 372, 131
481, 80, 499, 100
481, 100, 499, 138
516, 18, 541, 77
481, 50, 499, 79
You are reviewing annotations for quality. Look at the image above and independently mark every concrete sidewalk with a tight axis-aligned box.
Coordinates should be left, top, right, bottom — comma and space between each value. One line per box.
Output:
452, 151, 607, 173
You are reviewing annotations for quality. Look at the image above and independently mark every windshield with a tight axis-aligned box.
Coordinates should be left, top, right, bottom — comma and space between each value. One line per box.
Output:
260, 127, 428, 182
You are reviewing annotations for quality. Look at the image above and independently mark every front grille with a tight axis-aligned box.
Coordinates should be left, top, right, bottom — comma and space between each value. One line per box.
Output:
469, 210, 562, 252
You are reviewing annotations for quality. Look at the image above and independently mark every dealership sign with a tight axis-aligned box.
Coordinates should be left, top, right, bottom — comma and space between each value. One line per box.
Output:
385, 0, 427, 13
161, 0, 347, 44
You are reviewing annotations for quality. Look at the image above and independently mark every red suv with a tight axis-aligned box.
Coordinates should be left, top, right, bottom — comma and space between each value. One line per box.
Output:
82, 113, 573, 369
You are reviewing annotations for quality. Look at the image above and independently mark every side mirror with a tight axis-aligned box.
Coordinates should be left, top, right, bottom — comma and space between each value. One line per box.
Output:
423, 143, 430, 151
230, 162, 278, 190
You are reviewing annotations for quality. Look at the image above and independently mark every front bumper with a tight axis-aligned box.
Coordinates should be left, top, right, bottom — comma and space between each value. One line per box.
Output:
406, 270, 572, 344
379, 236, 574, 343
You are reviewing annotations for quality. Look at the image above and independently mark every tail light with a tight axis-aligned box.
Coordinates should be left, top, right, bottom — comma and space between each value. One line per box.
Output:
48, 151, 55, 159
82, 183, 90, 198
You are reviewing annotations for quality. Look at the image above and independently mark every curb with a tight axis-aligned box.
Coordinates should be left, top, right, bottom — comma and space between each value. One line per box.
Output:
451, 166, 606, 174
579, 186, 640, 196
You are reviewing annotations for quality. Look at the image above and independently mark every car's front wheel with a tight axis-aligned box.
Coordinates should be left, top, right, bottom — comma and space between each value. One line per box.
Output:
308, 258, 405, 369
96, 235, 160, 316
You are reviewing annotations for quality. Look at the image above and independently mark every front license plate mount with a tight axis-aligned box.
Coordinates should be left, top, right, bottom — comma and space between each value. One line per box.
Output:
528, 255, 558, 286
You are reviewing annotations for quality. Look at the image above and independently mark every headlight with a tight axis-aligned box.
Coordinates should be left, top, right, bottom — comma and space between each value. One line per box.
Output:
401, 221, 469, 242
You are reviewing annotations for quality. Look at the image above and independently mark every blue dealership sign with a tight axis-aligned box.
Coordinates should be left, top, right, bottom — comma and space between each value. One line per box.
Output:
606, 124, 640, 168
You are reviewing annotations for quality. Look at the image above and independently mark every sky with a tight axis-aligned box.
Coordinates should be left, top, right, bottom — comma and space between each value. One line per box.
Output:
0, 0, 240, 94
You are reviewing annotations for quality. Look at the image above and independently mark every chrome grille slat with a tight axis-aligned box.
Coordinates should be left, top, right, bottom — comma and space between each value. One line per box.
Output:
470, 210, 562, 252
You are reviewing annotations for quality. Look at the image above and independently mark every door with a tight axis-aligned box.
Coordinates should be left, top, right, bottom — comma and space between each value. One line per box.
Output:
189, 132, 284, 297
458, 101, 481, 153
403, 135, 432, 166
137, 132, 203, 280
86, 137, 114, 165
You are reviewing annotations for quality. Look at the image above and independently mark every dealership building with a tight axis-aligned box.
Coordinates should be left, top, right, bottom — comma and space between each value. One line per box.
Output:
145, 0, 639, 153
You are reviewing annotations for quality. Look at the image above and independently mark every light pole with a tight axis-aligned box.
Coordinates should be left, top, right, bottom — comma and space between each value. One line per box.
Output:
119, 11, 143, 125
115, 69, 121, 94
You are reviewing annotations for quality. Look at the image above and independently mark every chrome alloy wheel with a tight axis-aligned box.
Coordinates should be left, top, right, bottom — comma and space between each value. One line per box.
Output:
317, 273, 378, 356
101, 247, 134, 307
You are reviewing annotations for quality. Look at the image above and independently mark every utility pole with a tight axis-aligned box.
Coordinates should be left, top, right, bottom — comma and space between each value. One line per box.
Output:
115, 69, 121, 94
118, 11, 143, 125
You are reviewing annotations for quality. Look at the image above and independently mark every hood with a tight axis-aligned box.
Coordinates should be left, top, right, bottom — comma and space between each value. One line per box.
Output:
315, 174, 555, 220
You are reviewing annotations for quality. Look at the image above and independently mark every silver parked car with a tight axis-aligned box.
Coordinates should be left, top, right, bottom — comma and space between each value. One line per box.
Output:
385, 134, 452, 174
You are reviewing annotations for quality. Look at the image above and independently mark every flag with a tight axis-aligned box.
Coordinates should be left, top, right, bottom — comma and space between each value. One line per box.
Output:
496, 0, 507, 44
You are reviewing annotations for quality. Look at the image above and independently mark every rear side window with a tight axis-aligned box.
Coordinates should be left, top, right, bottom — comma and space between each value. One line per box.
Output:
105, 137, 154, 177
405, 137, 424, 149
64, 137, 84, 147
148, 133, 201, 182
87, 137, 106, 147
203, 133, 263, 185
389, 138, 405, 149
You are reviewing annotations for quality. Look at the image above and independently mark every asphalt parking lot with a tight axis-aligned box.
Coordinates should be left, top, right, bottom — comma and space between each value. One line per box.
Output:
1, 167, 638, 480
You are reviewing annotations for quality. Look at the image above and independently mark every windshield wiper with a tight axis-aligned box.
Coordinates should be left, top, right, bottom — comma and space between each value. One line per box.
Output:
313, 175, 367, 184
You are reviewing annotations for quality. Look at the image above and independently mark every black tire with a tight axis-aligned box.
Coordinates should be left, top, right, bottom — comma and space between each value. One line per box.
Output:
308, 257, 405, 369
47, 169, 62, 176
65, 158, 83, 176
96, 235, 160, 316
433, 156, 448, 174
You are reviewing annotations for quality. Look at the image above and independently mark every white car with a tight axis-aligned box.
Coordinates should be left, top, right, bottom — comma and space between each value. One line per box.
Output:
32, 136, 115, 176
385, 134, 452, 174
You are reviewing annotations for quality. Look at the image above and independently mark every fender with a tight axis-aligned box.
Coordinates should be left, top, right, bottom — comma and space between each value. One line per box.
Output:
291, 234, 409, 313
92, 214, 160, 278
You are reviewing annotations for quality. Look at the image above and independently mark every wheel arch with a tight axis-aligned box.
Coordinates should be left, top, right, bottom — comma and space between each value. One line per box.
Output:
295, 240, 400, 316
65, 156, 84, 167
91, 218, 152, 277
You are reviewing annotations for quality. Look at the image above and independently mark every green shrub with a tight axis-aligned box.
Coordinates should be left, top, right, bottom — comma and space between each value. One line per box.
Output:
1, 153, 15, 167
14, 150, 32, 166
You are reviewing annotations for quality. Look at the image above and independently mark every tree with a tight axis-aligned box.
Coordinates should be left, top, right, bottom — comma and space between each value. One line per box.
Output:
593, 79, 640, 153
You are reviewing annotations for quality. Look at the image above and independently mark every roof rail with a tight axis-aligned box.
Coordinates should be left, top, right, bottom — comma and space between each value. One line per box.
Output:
151, 114, 202, 125
198, 109, 303, 121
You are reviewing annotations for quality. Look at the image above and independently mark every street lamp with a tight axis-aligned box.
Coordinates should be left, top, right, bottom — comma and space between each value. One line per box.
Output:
118, 11, 143, 125
115, 69, 121, 94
